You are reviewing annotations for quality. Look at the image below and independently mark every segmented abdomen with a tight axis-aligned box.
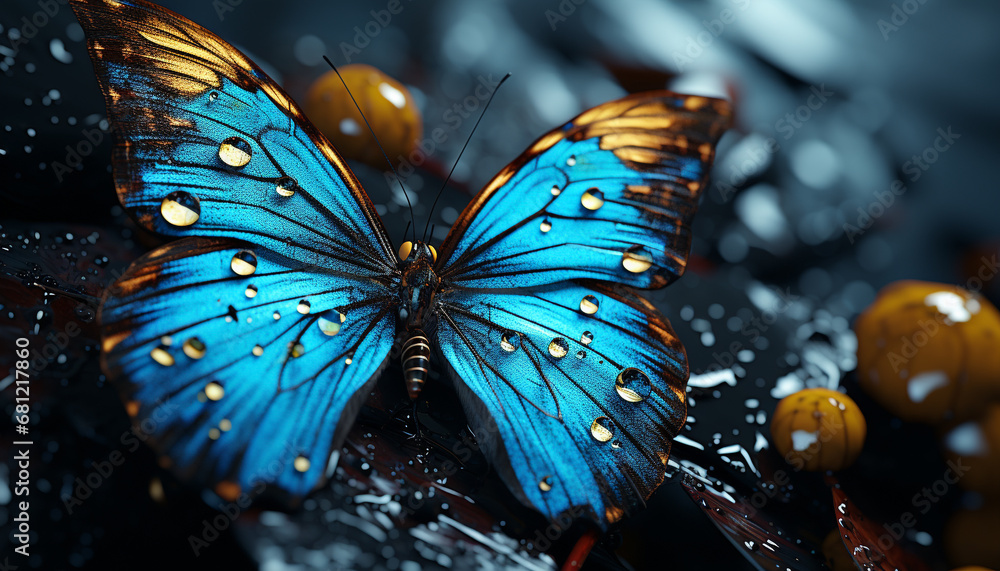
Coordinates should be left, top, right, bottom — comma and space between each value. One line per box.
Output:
402, 329, 431, 400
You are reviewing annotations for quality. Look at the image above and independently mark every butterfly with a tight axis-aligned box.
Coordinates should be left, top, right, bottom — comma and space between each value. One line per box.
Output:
72, 0, 731, 528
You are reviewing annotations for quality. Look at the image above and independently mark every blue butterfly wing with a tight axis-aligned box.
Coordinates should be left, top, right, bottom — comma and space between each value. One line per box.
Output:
72, 0, 401, 500
437, 92, 731, 290
70, 0, 396, 277
435, 281, 687, 526
100, 238, 397, 500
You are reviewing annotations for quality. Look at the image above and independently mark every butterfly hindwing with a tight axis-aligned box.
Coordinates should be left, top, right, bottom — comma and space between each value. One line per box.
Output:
70, 0, 397, 278
437, 92, 731, 290
100, 238, 397, 500
435, 281, 688, 526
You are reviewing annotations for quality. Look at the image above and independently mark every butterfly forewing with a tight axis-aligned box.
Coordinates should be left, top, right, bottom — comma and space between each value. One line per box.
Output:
436, 92, 731, 290
70, 0, 397, 278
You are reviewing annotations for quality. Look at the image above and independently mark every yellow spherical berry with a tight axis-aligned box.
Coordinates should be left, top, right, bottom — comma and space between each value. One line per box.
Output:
304, 64, 422, 169
822, 530, 856, 571
855, 280, 1000, 425
943, 404, 1000, 497
946, 505, 1000, 569
771, 388, 866, 472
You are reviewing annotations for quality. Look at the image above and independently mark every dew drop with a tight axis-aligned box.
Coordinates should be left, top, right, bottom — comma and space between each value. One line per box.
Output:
294, 455, 310, 472
576, 350, 586, 359
550, 185, 561, 197
548, 338, 569, 359
611, 440, 622, 449
616, 368, 652, 403
182, 337, 206, 359
205, 381, 225, 401
160, 191, 200, 227
276, 176, 297, 197
580, 331, 594, 345
581, 188, 605, 210
622, 245, 653, 273
150, 345, 174, 366
590, 417, 615, 442
317, 310, 344, 336
539, 475, 553, 492
208, 428, 221, 440
208, 91, 219, 102
244, 284, 258, 298
230, 250, 257, 275
289, 342, 305, 358
566, 155, 577, 167
219, 419, 232, 431
272, 311, 281, 320
539, 217, 552, 233
252, 344, 264, 356
500, 330, 521, 352
296, 299, 311, 315
580, 295, 599, 314
218, 136, 251, 168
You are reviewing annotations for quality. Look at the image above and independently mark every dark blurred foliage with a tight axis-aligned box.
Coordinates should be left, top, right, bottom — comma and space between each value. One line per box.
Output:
2, 0, 1000, 569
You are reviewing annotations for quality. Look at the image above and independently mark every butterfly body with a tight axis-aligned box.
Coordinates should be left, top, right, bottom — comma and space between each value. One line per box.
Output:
72, 0, 731, 529
397, 240, 441, 398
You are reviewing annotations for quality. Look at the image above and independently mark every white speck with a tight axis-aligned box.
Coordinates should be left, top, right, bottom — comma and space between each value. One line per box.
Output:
791, 430, 820, 451
49, 38, 73, 64
771, 372, 804, 398
377, 82, 407, 109
914, 531, 932, 546
907, 371, 949, 403
338, 117, 361, 136
925, 291, 977, 323
688, 369, 737, 388
945, 422, 988, 456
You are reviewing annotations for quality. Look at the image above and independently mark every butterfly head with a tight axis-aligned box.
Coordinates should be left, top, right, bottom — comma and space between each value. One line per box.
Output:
397, 240, 437, 268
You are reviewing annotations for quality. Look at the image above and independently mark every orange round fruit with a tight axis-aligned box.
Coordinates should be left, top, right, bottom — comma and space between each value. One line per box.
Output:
855, 280, 1000, 425
771, 388, 867, 472
822, 530, 856, 571
305, 64, 422, 169
946, 504, 1000, 569
943, 404, 1000, 497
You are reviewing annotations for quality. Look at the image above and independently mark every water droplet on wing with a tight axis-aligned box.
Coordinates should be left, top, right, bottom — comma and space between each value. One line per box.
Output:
160, 191, 200, 226
218, 136, 251, 168
616, 368, 652, 403
548, 338, 569, 359
591, 417, 615, 442
230, 250, 257, 275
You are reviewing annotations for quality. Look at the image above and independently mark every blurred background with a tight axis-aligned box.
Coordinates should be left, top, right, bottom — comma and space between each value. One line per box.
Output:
2, 0, 1000, 569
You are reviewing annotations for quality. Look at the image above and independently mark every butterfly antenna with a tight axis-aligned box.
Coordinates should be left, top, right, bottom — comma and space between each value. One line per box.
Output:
422, 72, 511, 243
323, 55, 416, 242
